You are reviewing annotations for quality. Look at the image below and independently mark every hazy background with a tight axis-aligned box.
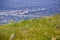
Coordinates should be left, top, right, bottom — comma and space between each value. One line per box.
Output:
0, 0, 60, 10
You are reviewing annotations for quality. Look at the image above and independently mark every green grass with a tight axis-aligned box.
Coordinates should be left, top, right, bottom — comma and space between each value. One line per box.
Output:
0, 14, 60, 40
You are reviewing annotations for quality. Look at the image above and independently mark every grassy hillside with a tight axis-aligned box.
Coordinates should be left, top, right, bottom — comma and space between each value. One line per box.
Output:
0, 14, 60, 40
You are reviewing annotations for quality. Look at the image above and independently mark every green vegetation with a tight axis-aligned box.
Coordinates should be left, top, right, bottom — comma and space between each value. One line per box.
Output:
0, 14, 60, 40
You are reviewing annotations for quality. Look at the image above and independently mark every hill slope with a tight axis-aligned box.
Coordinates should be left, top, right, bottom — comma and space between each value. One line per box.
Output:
0, 14, 60, 40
